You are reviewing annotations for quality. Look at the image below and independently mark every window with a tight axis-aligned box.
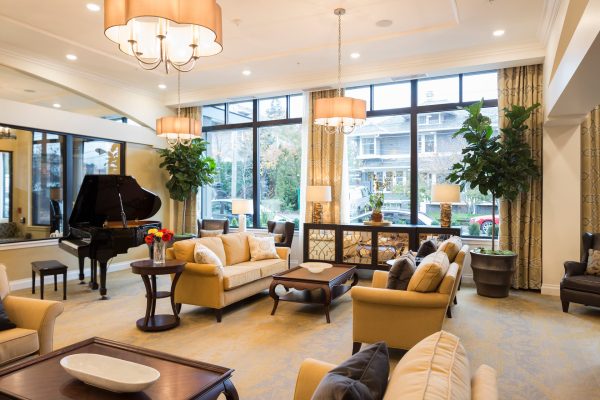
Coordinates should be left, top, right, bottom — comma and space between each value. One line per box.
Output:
0, 151, 11, 221
201, 94, 303, 229
346, 71, 499, 236
259, 124, 302, 228
345, 86, 371, 110
32, 133, 65, 230
72, 138, 122, 201
202, 104, 225, 126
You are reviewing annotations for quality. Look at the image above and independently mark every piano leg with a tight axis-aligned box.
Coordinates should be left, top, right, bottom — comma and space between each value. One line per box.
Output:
89, 260, 99, 290
78, 257, 85, 284
99, 262, 108, 300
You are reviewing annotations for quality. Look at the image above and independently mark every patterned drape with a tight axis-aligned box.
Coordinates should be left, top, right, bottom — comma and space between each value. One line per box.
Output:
306, 90, 345, 224
581, 106, 600, 234
175, 106, 201, 234
498, 65, 543, 289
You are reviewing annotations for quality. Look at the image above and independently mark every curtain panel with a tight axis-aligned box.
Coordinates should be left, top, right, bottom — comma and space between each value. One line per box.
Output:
305, 90, 345, 224
498, 65, 544, 290
581, 105, 600, 234
174, 106, 201, 235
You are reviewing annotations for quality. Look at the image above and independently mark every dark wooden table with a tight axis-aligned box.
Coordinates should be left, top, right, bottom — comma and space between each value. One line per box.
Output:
0, 337, 238, 400
130, 259, 185, 332
269, 265, 358, 323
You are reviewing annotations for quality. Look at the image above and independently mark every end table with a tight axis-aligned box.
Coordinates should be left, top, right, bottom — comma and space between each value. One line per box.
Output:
130, 259, 186, 332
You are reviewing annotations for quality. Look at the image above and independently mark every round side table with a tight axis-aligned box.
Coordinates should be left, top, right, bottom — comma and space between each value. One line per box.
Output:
130, 259, 186, 332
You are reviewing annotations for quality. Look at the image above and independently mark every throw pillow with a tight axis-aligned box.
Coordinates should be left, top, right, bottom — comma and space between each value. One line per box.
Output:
407, 251, 450, 292
586, 249, 600, 276
200, 229, 222, 238
416, 239, 437, 259
438, 236, 463, 262
0, 298, 16, 331
387, 253, 416, 290
193, 243, 223, 267
248, 235, 279, 261
311, 342, 389, 400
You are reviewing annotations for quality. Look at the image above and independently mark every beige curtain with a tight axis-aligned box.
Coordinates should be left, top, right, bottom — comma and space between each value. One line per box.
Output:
306, 90, 345, 224
498, 65, 543, 289
175, 106, 201, 235
581, 105, 600, 234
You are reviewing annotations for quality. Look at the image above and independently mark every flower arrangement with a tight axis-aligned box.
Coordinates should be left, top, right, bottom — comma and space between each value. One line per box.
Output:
368, 192, 384, 213
144, 228, 174, 245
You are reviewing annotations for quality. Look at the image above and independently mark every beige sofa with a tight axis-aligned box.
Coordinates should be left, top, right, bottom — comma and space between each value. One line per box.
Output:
351, 244, 469, 352
166, 233, 290, 322
294, 330, 498, 400
0, 264, 64, 365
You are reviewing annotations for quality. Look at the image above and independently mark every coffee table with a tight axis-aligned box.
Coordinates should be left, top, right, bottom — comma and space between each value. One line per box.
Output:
0, 337, 238, 400
269, 265, 358, 323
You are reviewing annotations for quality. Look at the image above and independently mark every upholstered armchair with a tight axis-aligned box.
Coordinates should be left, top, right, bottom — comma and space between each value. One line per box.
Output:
197, 219, 229, 237
561, 232, 600, 312
267, 221, 295, 247
0, 264, 64, 365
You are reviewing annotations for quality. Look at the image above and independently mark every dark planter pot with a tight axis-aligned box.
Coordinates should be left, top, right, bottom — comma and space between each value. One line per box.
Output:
371, 211, 383, 222
470, 251, 517, 298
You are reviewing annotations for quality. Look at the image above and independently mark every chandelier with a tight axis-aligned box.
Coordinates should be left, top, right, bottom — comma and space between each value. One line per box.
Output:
314, 8, 366, 134
156, 72, 200, 146
104, 0, 223, 73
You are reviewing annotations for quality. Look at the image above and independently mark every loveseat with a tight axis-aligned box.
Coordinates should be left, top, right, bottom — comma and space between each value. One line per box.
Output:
293, 330, 498, 400
166, 233, 290, 322
0, 264, 64, 365
351, 240, 469, 352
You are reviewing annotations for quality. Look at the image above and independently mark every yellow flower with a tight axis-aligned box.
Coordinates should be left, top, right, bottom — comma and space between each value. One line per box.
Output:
148, 228, 158, 235
155, 232, 163, 238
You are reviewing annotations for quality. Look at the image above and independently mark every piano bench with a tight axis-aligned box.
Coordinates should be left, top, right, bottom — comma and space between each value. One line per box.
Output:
31, 260, 68, 301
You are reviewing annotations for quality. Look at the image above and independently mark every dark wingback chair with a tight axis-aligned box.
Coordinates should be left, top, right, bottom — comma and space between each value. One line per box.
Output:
267, 221, 295, 248
197, 219, 229, 237
561, 232, 600, 312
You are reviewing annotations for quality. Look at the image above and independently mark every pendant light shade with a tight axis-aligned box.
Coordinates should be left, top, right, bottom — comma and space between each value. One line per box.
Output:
156, 116, 201, 140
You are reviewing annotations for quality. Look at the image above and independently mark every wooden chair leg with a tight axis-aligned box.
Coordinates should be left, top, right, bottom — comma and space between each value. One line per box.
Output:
215, 309, 223, 323
352, 342, 362, 355
453, 296, 458, 305
446, 307, 452, 318
561, 300, 569, 313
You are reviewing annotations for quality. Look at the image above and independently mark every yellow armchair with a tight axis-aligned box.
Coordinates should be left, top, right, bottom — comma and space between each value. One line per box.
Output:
0, 264, 64, 365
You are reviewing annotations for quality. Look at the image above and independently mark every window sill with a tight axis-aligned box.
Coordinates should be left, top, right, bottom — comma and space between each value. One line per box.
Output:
0, 238, 59, 251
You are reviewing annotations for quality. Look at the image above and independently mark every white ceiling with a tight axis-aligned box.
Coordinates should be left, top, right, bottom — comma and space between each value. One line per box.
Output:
0, 0, 551, 111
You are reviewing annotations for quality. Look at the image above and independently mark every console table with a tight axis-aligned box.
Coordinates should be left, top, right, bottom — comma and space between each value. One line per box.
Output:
303, 223, 460, 270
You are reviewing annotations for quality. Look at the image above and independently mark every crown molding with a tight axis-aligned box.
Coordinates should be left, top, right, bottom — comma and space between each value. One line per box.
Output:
172, 42, 546, 106
538, 0, 562, 45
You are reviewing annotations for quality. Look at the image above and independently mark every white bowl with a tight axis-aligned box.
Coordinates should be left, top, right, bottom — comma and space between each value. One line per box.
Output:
300, 262, 333, 273
60, 353, 160, 393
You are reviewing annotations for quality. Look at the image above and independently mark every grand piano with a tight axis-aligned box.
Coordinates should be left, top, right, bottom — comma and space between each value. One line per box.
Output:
59, 175, 161, 299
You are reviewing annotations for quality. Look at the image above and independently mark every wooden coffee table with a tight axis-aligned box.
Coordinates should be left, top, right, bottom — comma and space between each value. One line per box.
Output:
269, 265, 358, 323
0, 337, 238, 400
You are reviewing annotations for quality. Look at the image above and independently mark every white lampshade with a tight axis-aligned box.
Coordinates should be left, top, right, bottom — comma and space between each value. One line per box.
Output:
314, 97, 366, 128
431, 184, 461, 203
156, 116, 201, 139
232, 199, 253, 215
306, 186, 332, 202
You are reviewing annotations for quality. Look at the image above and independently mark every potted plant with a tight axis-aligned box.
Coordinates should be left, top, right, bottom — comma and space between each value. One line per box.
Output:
158, 139, 216, 234
448, 100, 540, 298
369, 191, 384, 222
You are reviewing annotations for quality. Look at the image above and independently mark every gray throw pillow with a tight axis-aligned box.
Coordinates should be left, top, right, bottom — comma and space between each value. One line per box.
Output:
0, 298, 16, 331
386, 253, 416, 290
416, 239, 437, 259
311, 342, 389, 400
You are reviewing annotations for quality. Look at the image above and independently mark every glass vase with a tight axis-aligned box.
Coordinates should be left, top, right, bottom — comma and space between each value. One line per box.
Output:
153, 241, 166, 264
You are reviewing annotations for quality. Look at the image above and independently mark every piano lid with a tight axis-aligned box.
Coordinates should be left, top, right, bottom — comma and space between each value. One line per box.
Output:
69, 175, 162, 227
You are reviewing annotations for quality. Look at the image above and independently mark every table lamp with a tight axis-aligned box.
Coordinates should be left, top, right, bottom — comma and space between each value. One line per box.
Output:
232, 199, 253, 233
306, 186, 332, 224
431, 184, 460, 228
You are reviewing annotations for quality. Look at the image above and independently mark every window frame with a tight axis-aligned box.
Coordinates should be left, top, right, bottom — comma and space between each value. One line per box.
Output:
349, 71, 498, 229
202, 95, 302, 229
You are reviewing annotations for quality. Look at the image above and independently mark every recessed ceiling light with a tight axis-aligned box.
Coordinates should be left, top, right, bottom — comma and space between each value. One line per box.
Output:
350, 52, 360, 59
66, 54, 78, 61
376, 19, 393, 28
158, 84, 167, 90
86, 3, 101, 12
242, 70, 251, 76
52, 103, 62, 108
493, 29, 505, 37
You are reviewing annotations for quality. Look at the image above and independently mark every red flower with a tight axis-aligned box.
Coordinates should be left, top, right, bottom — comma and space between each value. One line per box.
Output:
162, 232, 173, 242
144, 235, 154, 245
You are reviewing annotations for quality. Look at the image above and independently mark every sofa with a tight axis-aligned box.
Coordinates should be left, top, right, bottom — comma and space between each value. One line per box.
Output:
0, 264, 64, 365
351, 243, 469, 352
561, 232, 600, 312
166, 232, 290, 322
293, 330, 498, 400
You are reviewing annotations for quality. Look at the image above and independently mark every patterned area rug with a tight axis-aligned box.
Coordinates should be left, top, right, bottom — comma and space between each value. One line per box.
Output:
14, 270, 600, 400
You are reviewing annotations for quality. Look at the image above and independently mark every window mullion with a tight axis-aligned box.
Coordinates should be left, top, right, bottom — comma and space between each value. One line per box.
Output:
410, 80, 418, 226
252, 99, 259, 229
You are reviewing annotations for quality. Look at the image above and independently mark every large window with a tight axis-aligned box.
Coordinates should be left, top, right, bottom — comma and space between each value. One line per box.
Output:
32, 133, 65, 230
0, 151, 11, 222
346, 71, 499, 236
201, 95, 303, 229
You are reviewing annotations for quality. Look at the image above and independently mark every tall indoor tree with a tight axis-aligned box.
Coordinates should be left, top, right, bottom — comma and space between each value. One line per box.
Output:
158, 139, 216, 233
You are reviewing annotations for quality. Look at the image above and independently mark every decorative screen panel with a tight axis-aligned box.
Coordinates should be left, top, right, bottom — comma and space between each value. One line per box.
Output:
418, 233, 453, 246
341, 230, 371, 265
307, 229, 336, 261
377, 232, 410, 264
